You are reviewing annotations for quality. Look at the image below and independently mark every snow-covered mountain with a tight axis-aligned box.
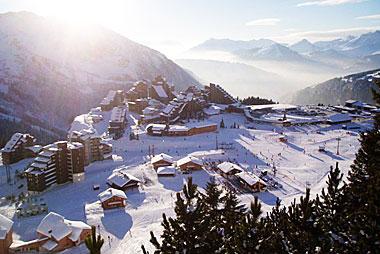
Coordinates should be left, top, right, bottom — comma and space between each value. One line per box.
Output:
235, 43, 309, 62
190, 38, 275, 52
0, 11, 199, 138
289, 69, 380, 105
290, 39, 320, 54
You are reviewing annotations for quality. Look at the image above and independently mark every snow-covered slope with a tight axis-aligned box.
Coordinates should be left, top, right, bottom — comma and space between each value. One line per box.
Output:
290, 69, 380, 105
0, 11, 199, 137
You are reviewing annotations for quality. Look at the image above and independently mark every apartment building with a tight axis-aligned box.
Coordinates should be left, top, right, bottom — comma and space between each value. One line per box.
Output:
100, 90, 125, 111
206, 83, 238, 105
108, 106, 127, 139
25, 141, 85, 193
69, 130, 105, 165
1, 133, 41, 165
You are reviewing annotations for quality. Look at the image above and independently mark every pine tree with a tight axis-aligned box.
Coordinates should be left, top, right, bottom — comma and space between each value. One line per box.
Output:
221, 190, 247, 252
343, 79, 380, 252
220, 118, 225, 128
144, 177, 207, 253
85, 225, 104, 254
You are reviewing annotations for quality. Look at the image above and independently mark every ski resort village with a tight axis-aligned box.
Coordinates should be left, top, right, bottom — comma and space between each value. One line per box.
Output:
0, 75, 377, 253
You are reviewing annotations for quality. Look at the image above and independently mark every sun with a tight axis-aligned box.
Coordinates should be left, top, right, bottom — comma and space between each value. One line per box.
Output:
35, 0, 130, 27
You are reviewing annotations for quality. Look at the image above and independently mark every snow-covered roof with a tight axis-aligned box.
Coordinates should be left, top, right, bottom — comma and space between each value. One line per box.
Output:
153, 85, 168, 98
107, 172, 141, 188
162, 104, 175, 114
203, 105, 221, 115
169, 125, 189, 132
37, 212, 71, 241
35, 156, 51, 163
1, 133, 33, 152
31, 162, 47, 169
146, 123, 166, 132
345, 99, 358, 104
327, 113, 352, 123
25, 145, 43, 153
236, 172, 265, 186
177, 156, 203, 167
157, 166, 176, 175
98, 188, 127, 203
100, 90, 117, 105
0, 214, 13, 239
42, 240, 58, 251
39, 150, 55, 157
217, 162, 243, 174
37, 212, 90, 243
151, 153, 174, 164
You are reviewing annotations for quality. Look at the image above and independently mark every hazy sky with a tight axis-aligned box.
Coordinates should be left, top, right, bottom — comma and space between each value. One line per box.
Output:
0, 0, 380, 57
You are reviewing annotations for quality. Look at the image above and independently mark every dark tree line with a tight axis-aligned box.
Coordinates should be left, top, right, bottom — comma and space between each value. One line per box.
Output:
142, 80, 380, 253
240, 96, 277, 105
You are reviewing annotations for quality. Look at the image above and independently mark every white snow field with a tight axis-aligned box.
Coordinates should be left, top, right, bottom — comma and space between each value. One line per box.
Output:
0, 109, 367, 253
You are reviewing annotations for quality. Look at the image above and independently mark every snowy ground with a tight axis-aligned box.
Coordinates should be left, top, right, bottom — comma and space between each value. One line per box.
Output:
0, 110, 367, 253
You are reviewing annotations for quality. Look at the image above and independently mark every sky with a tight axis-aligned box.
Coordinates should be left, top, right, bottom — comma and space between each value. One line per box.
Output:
0, 0, 380, 57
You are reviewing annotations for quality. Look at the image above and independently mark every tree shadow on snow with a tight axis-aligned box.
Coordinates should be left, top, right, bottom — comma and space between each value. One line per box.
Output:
126, 189, 146, 208
324, 151, 344, 161
257, 191, 278, 206
101, 210, 133, 239
158, 174, 186, 192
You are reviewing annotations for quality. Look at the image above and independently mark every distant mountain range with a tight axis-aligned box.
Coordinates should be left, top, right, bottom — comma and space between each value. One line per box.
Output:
189, 31, 380, 71
0, 11, 199, 142
289, 69, 380, 105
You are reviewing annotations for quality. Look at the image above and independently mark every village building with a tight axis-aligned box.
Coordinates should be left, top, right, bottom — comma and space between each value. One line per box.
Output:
69, 130, 110, 165
98, 188, 127, 209
128, 98, 149, 114
126, 81, 148, 101
177, 156, 203, 172
206, 83, 238, 105
10, 212, 91, 253
326, 113, 352, 125
149, 76, 175, 104
151, 153, 174, 169
108, 107, 127, 139
100, 90, 125, 111
25, 141, 85, 193
0, 214, 13, 254
217, 162, 243, 178
156, 166, 176, 176
1, 133, 40, 165
236, 172, 267, 192
146, 124, 217, 137
107, 171, 141, 190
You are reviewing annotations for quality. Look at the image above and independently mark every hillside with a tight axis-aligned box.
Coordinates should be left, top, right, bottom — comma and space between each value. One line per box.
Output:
0, 11, 199, 140
289, 69, 380, 105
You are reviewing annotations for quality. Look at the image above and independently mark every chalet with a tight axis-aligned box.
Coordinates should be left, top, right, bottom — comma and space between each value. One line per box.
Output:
236, 172, 267, 192
151, 153, 174, 169
156, 166, 176, 176
1, 133, 38, 165
177, 156, 203, 172
98, 188, 127, 209
0, 214, 13, 254
217, 162, 243, 178
10, 212, 91, 253
107, 171, 141, 190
